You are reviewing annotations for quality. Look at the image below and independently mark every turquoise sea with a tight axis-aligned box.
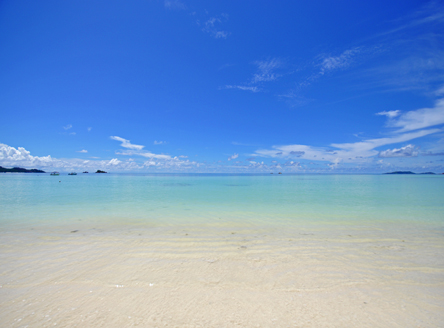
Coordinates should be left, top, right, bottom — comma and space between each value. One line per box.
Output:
1, 173, 443, 227
1, 173, 444, 327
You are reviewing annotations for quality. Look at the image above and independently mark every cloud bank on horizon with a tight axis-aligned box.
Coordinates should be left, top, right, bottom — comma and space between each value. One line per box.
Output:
0, 1, 443, 173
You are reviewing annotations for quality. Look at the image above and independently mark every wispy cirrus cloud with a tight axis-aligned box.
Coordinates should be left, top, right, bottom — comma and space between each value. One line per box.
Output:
386, 98, 444, 132
63, 124, 72, 130
377, 1, 444, 37
77, 149, 88, 153
376, 110, 401, 118
251, 58, 282, 83
164, 0, 186, 10
285, 4, 444, 103
224, 58, 282, 93
254, 128, 440, 165
253, 98, 444, 167
115, 150, 172, 160
202, 16, 229, 39
319, 47, 361, 74
224, 85, 259, 92
110, 136, 145, 150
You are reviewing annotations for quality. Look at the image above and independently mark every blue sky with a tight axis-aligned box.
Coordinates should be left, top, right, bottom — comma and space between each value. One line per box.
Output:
1, 0, 444, 173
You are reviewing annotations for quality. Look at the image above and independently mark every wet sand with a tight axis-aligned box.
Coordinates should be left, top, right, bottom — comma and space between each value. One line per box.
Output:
1, 223, 444, 327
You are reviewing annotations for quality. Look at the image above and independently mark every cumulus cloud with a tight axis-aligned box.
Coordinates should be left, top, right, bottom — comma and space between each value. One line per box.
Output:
0, 143, 123, 170
110, 136, 145, 150
77, 150, 88, 153
228, 153, 239, 161
378, 144, 419, 157
0, 142, 198, 171
0, 143, 52, 167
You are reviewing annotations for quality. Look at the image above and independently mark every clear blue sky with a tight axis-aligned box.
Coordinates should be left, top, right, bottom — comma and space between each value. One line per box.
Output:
1, 0, 443, 172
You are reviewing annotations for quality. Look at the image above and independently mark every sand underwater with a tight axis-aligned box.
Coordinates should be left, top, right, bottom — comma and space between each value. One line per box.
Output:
0, 173, 443, 327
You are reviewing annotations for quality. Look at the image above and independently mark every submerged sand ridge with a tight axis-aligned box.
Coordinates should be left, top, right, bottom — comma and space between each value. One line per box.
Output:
1, 222, 443, 327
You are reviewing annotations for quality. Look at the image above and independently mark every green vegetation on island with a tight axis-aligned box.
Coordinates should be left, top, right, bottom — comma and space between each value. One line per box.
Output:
95, 170, 107, 173
0, 166, 45, 173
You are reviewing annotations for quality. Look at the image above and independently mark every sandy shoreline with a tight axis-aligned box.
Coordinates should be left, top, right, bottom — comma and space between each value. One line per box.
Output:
1, 223, 443, 327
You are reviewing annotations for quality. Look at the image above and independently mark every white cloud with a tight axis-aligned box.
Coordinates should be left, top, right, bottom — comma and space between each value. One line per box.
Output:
0, 142, 198, 171
115, 148, 199, 169
436, 85, 444, 96
378, 2, 444, 37
224, 85, 259, 92
110, 136, 145, 150
164, 0, 186, 10
202, 17, 229, 39
224, 58, 282, 93
214, 31, 228, 39
63, 124, 72, 130
251, 59, 282, 83
0, 143, 52, 166
376, 110, 401, 118
77, 150, 88, 153
116, 150, 172, 160
254, 128, 441, 164
387, 98, 444, 132
154, 140, 166, 145
108, 158, 121, 165
320, 48, 360, 73
227, 153, 239, 161
87, 127, 92, 132
378, 144, 418, 158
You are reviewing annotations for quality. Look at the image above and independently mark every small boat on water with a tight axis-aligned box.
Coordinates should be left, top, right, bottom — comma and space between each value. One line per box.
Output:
68, 172, 77, 175
50, 172, 60, 176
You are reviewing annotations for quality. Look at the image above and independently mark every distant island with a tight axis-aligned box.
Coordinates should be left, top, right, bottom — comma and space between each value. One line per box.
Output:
95, 170, 107, 173
0, 166, 45, 173
384, 171, 435, 175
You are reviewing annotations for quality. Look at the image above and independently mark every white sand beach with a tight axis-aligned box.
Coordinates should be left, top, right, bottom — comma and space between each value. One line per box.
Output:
1, 221, 443, 327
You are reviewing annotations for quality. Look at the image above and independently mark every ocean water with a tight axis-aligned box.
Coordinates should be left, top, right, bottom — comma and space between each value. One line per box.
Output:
1, 173, 444, 327
1, 173, 443, 226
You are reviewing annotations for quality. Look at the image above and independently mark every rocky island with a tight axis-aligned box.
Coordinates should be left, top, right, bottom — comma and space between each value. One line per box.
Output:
95, 170, 107, 173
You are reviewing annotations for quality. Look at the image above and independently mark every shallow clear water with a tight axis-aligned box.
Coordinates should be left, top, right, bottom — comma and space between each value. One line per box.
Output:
1, 173, 444, 327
